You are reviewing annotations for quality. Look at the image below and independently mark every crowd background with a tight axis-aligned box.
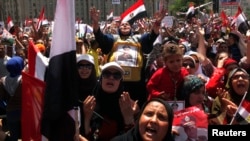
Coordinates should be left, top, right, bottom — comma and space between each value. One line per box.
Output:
0, 0, 250, 141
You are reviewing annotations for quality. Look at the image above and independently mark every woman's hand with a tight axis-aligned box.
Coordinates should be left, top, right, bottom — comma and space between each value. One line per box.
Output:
152, 10, 165, 34
119, 92, 137, 125
83, 95, 96, 121
216, 88, 229, 112
222, 98, 237, 117
83, 95, 96, 135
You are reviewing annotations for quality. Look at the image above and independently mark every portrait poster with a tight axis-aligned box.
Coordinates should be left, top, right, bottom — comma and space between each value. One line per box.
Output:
115, 44, 137, 67
172, 106, 208, 141
167, 101, 185, 113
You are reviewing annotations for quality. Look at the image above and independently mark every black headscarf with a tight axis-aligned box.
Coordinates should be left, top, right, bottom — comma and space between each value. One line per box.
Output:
111, 98, 174, 141
78, 64, 97, 136
77, 63, 97, 101
89, 73, 125, 137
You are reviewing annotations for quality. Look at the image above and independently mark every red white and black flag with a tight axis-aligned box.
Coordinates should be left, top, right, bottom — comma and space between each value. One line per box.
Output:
6, 16, 14, 31
28, 41, 48, 81
220, 10, 229, 33
41, 0, 80, 140
231, 91, 250, 124
120, 0, 147, 25
235, 99, 250, 124
231, 6, 249, 35
21, 41, 48, 140
37, 6, 45, 31
186, 2, 195, 21
220, 10, 229, 27
106, 9, 114, 21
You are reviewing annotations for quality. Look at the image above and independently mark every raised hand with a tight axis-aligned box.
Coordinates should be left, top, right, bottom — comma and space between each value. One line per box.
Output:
119, 91, 137, 125
222, 98, 237, 117
83, 95, 96, 121
153, 10, 165, 24
216, 88, 229, 112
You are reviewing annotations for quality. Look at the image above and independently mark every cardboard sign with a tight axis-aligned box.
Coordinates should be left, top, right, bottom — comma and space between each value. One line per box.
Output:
161, 16, 174, 28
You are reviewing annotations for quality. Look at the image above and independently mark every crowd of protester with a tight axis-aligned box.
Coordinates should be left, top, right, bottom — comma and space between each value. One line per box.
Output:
0, 3, 249, 141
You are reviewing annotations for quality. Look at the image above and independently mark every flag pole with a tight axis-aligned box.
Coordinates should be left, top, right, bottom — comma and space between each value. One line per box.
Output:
229, 91, 248, 125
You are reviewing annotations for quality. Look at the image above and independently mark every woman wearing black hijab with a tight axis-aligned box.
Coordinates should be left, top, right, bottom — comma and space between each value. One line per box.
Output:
111, 98, 174, 141
82, 62, 138, 141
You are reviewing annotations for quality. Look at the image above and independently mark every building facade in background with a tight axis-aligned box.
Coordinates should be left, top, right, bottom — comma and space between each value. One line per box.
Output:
0, 0, 174, 25
0, 0, 249, 26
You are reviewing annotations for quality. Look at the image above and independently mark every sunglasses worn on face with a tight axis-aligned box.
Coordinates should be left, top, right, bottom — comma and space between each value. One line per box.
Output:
232, 75, 249, 80
78, 64, 92, 69
102, 70, 122, 80
183, 63, 195, 68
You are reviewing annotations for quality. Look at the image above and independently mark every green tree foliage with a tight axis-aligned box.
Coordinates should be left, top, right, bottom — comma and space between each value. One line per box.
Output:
246, 8, 250, 19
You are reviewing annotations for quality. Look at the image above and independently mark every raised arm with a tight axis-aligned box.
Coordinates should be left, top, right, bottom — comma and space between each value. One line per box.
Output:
151, 10, 165, 35
89, 7, 114, 54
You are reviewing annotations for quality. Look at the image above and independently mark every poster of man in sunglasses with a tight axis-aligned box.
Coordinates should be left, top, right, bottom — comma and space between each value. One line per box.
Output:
116, 45, 137, 67
173, 107, 208, 141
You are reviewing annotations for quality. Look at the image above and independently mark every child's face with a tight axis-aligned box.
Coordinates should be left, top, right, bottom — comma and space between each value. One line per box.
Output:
164, 55, 183, 73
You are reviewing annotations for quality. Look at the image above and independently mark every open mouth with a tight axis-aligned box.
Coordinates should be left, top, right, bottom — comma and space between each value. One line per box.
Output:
106, 82, 114, 86
145, 127, 157, 135
237, 83, 246, 88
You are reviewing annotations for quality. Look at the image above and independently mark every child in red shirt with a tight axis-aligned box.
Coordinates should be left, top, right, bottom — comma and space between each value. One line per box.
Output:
147, 43, 189, 101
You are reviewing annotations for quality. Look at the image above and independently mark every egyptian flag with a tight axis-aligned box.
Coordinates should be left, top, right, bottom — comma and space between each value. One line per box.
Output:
28, 41, 49, 81
232, 6, 249, 35
235, 99, 250, 124
186, 2, 195, 22
221, 10, 229, 27
41, 0, 80, 141
120, 0, 147, 25
220, 10, 229, 33
21, 38, 48, 141
36, 6, 45, 31
106, 9, 113, 21
21, 41, 48, 140
6, 16, 14, 31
